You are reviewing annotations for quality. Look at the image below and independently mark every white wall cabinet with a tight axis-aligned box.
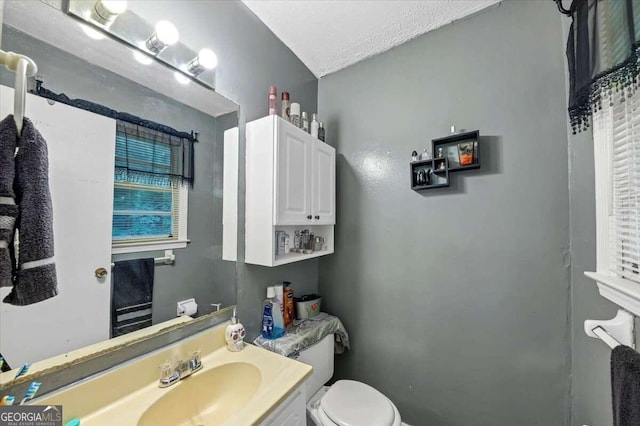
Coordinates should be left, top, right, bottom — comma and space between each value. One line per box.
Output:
259, 385, 306, 426
246, 115, 335, 267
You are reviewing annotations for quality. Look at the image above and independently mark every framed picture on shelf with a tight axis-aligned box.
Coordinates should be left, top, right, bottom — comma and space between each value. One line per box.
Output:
458, 141, 475, 166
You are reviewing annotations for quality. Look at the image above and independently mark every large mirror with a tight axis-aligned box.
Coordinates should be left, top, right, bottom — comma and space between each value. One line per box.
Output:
0, 0, 238, 382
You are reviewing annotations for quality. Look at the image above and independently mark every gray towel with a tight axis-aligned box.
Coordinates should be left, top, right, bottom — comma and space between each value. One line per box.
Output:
611, 345, 640, 426
1, 115, 58, 305
111, 259, 154, 337
0, 116, 18, 288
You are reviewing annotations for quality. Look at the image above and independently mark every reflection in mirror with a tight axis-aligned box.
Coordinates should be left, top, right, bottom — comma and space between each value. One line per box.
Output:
66, 0, 218, 90
0, 0, 239, 383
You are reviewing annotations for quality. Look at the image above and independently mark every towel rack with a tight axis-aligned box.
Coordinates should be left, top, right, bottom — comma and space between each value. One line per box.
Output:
110, 250, 176, 269
584, 309, 636, 349
0, 50, 38, 135
590, 326, 623, 349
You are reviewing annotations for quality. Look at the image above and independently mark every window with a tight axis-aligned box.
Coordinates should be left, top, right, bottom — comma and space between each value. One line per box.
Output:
111, 130, 188, 254
589, 86, 640, 305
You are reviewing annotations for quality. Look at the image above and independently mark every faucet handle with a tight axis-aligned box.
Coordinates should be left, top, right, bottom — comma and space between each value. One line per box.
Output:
159, 361, 173, 379
189, 350, 202, 372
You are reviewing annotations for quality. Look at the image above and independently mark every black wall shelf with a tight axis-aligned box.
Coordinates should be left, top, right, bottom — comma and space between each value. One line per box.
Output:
411, 130, 480, 191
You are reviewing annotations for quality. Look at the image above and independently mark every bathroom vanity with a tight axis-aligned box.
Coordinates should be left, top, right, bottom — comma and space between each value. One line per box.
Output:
32, 321, 311, 425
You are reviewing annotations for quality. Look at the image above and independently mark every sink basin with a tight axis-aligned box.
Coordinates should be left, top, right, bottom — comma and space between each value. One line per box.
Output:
138, 362, 262, 426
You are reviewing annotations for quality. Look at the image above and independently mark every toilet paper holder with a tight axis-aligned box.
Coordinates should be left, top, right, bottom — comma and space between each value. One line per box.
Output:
177, 298, 198, 317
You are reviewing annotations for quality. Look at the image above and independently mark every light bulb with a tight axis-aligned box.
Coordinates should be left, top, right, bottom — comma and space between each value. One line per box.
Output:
91, 0, 127, 26
186, 48, 218, 75
174, 72, 190, 85
198, 49, 218, 70
146, 21, 179, 55
79, 23, 105, 40
133, 50, 152, 65
156, 21, 179, 45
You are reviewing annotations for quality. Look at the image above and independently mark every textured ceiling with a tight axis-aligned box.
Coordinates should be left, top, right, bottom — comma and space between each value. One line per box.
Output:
242, 0, 501, 78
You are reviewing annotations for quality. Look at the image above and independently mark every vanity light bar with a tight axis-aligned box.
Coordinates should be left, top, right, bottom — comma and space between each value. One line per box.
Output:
80, 4, 219, 80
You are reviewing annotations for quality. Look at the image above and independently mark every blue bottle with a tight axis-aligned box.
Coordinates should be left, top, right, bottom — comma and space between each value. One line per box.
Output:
261, 286, 285, 339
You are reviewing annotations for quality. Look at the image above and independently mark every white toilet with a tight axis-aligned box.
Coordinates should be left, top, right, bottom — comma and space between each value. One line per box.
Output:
297, 334, 405, 426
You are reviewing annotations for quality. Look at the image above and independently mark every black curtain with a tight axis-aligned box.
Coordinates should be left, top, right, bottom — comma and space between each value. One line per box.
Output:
115, 121, 195, 188
567, 0, 640, 133
34, 83, 196, 187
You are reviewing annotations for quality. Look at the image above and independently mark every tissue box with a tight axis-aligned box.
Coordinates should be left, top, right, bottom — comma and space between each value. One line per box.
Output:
295, 295, 321, 319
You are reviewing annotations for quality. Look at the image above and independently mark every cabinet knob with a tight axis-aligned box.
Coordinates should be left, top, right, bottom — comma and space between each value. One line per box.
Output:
315, 215, 320, 220
307, 215, 312, 220
95, 267, 108, 278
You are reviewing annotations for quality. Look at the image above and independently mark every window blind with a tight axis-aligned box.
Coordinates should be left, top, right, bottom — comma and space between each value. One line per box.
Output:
610, 89, 640, 283
112, 131, 180, 242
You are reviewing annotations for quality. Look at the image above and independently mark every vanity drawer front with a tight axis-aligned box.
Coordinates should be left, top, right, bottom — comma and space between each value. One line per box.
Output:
260, 386, 306, 426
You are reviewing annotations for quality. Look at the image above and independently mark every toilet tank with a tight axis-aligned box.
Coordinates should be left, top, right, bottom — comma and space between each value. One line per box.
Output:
296, 334, 334, 400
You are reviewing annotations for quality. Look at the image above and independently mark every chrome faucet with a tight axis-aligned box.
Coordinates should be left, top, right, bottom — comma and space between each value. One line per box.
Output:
159, 350, 202, 388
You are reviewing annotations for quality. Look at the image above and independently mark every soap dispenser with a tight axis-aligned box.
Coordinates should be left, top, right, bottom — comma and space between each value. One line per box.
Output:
225, 306, 246, 352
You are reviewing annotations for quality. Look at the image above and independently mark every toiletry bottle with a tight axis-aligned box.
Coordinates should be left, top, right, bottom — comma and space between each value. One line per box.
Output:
274, 284, 284, 317
294, 230, 301, 251
261, 288, 275, 338
225, 306, 246, 352
310, 114, 319, 138
268, 286, 285, 338
281, 92, 291, 121
268, 86, 277, 115
290, 103, 301, 127
275, 230, 283, 255
318, 122, 325, 142
277, 231, 290, 255
301, 112, 309, 132
283, 282, 294, 327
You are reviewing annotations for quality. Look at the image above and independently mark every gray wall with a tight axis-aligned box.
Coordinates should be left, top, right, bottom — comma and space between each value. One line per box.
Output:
145, 0, 321, 338
317, 2, 571, 425
0, 27, 237, 324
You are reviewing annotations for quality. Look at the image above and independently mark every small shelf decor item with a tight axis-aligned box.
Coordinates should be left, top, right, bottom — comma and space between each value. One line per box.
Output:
410, 158, 449, 190
410, 130, 480, 191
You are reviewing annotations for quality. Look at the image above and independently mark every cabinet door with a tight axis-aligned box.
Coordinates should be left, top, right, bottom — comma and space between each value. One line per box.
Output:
312, 140, 336, 225
260, 387, 306, 426
275, 120, 312, 225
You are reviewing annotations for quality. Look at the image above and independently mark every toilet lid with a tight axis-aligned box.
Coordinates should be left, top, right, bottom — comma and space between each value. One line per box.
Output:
320, 380, 395, 426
